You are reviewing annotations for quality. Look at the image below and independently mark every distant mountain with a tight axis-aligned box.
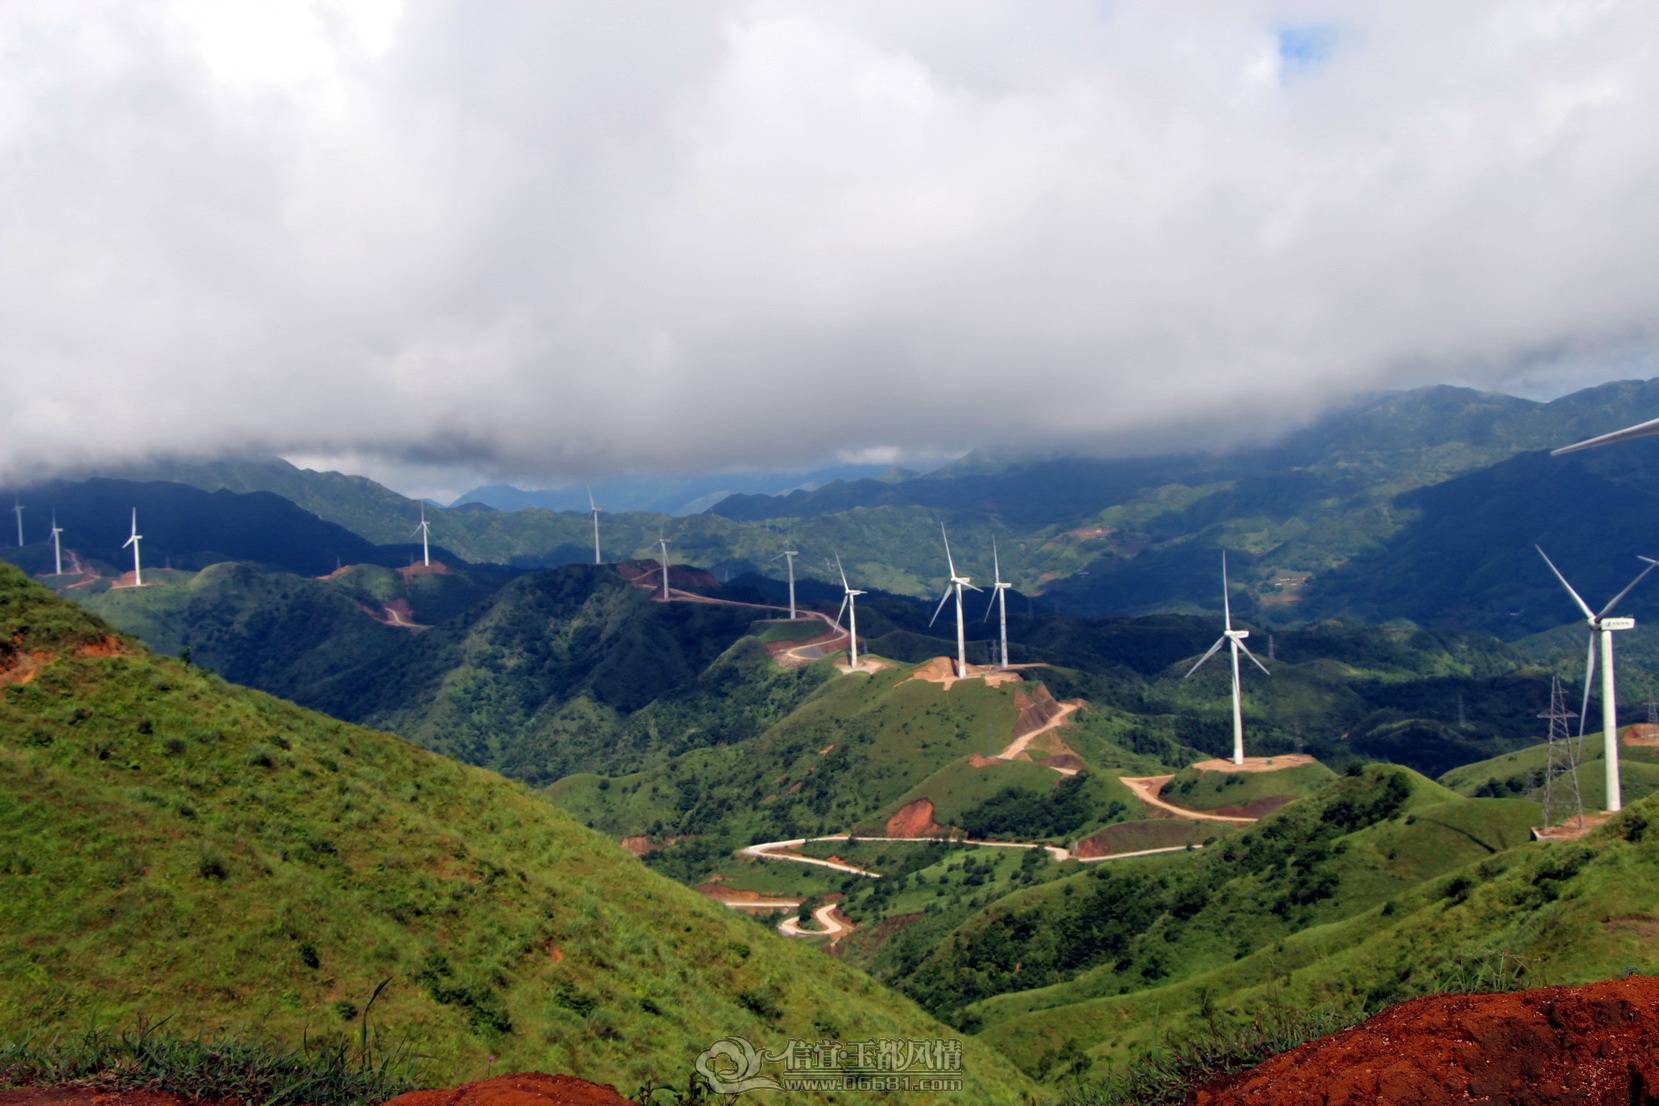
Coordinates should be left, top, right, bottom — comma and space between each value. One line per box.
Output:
1310, 438, 1659, 636
453, 462, 910, 516
0, 477, 398, 577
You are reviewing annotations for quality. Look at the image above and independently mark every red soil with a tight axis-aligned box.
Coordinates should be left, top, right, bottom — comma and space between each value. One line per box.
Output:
614, 561, 719, 592
397, 561, 451, 579
384, 1074, 631, 1106
885, 798, 946, 837
1195, 976, 1659, 1106
968, 754, 1000, 768
1, 636, 128, 686
1012, 684, 1064, 735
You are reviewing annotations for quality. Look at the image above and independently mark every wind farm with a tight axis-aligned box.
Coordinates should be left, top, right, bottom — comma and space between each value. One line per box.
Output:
7, 5, 1659, 1096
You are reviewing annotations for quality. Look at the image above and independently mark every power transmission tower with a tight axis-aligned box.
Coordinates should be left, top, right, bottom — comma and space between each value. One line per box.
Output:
1648, 698, 1658, 727
1268, 633, 1276, 662
1539, 675, 1585, 833
1457, 692, 1467, 730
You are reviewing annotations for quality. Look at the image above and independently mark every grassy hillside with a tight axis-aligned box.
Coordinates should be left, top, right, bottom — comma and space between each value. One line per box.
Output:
1019, 784, 1659, 1093
0, 565, 1036, 1102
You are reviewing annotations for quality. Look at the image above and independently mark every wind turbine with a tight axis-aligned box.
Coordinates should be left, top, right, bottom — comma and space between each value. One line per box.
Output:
1536, 545, 1658, 813
49, 513, 63, 576
658, 534, 671, 600
834, 552, 864, 670
122, 508, 144, 587
11, 499, 22, 547
587, 486, 602, 565
777, 545, 800, 619
983, 537, 1012, 669
928, 522, 980, 678
412, 505, 432, 567
1183, 552, 1270, 766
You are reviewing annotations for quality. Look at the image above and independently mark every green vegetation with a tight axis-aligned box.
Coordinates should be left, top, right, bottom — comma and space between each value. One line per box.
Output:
0, 565, 1036, 1102
1161, 761, 1336, 813
0, 1015, 415, 1106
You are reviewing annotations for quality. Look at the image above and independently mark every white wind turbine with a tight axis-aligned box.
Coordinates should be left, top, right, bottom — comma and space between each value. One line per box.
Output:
834, 552, 864, 670
1184, 552, 1270, 766
983, 537, 1012, 670
49, 513, 64, 576
11, 499, 23, 547
777, 544, 800, 619
412, 505, 432, 567
587, 486, 603, 565
122, 508, 144, 587
1536, 546, 1658, 813
658, 534, 671, 600
928, 522, 981, 678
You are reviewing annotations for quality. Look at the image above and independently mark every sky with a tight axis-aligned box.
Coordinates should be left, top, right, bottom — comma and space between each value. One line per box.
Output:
3, 1, 1658, 499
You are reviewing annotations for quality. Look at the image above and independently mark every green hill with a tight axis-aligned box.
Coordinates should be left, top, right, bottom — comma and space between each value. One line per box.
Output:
904, 767, 1545, 1078
0, 564, 1036, 1102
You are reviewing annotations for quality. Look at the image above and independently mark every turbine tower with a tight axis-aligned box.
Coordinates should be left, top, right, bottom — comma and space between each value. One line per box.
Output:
122, 508, 144, 587
412, 505, 432, 567
658, 534, 671, 600
49, 513, 63, 576
777, 546, 800, 619
1183, 552, 1270, 766
1536, 546, 1658, 813
983, 537, 1012, 669
834, 552, 864, 670
928, 522, 981, 678
587, 486, 602, 565
11, 499, 23, 547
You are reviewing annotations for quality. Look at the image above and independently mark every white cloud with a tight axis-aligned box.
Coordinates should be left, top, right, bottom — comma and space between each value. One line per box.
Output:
2, 0, 1657, 484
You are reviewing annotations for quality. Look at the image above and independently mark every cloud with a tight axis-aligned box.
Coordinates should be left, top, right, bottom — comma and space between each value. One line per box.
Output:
3, 0, 1658, 485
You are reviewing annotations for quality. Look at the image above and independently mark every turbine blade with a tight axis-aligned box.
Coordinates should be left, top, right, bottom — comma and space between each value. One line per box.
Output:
835, 594, 849, 630
961, 581, 982, 592
1221, 551, 1232, 630
1578, 632, 1597, 739
1536, 546, 1595, 621
1183, 636, 1228, 679
1598, 558, 1659, 618
940, 521, 956, 579
1238, 637, 1271, 676
1552, 414, 1659, 456
835, 552, 849, 590
992, 537, 1001, 584
984, 592, 997, 622
587, 484, 597, 511
928, 588, 952, 628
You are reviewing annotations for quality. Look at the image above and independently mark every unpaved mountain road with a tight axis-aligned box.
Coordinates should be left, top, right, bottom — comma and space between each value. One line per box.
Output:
1119, 774, 1259, 824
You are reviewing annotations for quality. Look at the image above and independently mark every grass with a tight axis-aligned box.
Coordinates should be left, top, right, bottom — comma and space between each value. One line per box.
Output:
1160, 761, 1337, 813
0, 565, 1037, 1104
0, 1004, 415, 1106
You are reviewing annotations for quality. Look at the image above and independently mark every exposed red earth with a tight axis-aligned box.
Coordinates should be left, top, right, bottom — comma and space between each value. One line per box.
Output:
1195, 976, 1659, 1106
885, 797, 947, 837
384, 1073, 631, 1106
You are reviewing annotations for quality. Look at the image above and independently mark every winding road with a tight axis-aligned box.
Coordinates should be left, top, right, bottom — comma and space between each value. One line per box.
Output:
1119, 775, 1260, 824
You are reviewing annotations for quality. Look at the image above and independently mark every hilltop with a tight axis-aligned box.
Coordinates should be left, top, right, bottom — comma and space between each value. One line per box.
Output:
0, 564, 1036, 1102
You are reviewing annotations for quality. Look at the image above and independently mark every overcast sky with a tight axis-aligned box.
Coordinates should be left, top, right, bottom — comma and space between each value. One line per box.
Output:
3, 1, 1657, 497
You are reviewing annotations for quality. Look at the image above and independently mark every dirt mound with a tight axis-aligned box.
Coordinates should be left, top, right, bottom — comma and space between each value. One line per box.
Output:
397, 561, 451, 579
1624, 723, 1659, 748
1012, 684, 1064, 735
885, 798, 946, 837
383, 1073, 631, 1106
1196, 976, 1659, 1106
1189, 754, 1315, 774
907, 656, 959, 683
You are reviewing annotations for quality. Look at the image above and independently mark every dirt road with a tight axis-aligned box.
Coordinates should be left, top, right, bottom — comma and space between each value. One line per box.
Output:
995, 700, 1080, 761
740, 831, 1198, 874
1120, 775, 1259, 824
778, 901, 854, 942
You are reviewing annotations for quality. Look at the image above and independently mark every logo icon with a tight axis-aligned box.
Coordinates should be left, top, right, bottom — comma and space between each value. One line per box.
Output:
695, 1036, 782, 1095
